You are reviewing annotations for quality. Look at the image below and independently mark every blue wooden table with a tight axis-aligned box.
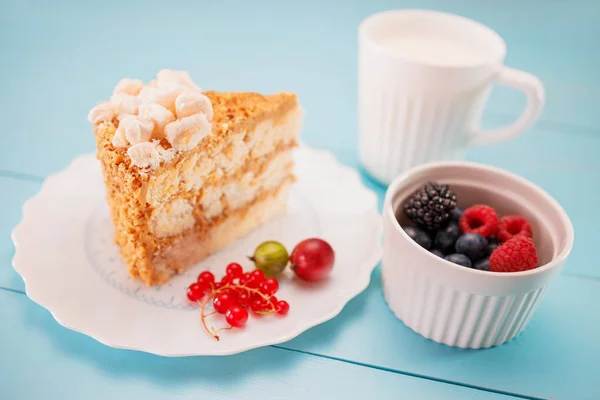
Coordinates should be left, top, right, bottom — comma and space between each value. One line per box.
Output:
1, 1, 599, 399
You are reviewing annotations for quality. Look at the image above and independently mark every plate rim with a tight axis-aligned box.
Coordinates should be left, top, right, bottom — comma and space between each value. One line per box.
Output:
11, 146, 383, 356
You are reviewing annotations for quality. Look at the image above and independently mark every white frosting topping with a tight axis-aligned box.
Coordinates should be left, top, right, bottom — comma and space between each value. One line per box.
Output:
87, 102, 116, 124
110, 94, 139, 115
153, 86, 187, 114
157, 70, 202, 93
175, 92, 213, 120
113, 78, 144, 96
118, 115, 154, 145
111, 124, 128, 148
165, 113, 211, 151
138, 103, 175, 139
88, 70, 213, 171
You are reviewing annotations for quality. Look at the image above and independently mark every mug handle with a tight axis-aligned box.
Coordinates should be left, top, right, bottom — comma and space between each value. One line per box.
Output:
469, 67, 545, 147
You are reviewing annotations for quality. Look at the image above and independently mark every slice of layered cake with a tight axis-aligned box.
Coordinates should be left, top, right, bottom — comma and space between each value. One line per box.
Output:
88, 70, 301, 285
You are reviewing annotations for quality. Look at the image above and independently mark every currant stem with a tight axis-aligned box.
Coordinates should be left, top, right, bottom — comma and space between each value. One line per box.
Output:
199, 297, 220, 341
199, 281, 279, 341
214, 325, 234, 339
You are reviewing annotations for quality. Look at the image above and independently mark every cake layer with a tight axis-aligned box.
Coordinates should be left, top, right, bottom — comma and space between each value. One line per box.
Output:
144, 181, 292, 284
144, 105, 302, 207
148, 148, 295, 238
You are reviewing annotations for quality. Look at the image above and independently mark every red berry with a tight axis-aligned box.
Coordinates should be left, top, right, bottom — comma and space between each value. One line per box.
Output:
496, 215, 533, 243
225, 305, 248, 328
239, 272, 251, 286
250, 269, 265, 281
237, 291, 250, 307
220, 274, 232, 285
186, 283, 204, 302
259, 278, 279, 296
213, 293, 236, 313
250, 298, 268, 313
195, 278, 212, 293
219, 287, 237, 299
246, 270, 265, 288
197, 271, 215, 284
249, 292, 263, 303
226, 263, 243, 279
489, 236, 539, 272
290, 238, 335, 281
459, 205, 498, 238
269, 295, 278, 304
276, 300, 290, 315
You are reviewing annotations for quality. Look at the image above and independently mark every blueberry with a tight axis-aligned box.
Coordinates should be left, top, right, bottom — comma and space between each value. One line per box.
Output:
455, 233, 489, 261
444, 253, 472, 268
474, 257, 490, 271
403, 226, 432, 249
452, 208, 463, 222
430, 249, 444, 258
433, 222, 460, 253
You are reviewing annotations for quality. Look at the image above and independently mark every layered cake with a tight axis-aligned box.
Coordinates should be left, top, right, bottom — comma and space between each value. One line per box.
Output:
88, 70, 301, 285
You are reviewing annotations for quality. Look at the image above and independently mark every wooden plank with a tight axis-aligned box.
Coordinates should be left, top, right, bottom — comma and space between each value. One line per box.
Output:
282, 268, 600, 400
0, 290, 516, 400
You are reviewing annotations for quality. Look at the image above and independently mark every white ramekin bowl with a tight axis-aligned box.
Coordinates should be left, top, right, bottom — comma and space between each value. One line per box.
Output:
382, 161, 574, 348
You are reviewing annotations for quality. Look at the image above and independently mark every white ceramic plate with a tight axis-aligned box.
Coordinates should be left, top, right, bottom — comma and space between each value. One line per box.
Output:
12, 146, 382, 356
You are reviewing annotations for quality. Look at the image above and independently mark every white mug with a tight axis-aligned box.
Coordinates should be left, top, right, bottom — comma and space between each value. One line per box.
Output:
358, 10, 545, 184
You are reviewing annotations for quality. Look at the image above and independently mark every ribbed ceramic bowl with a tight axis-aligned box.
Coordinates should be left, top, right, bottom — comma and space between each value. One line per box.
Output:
382, 161, 574, 348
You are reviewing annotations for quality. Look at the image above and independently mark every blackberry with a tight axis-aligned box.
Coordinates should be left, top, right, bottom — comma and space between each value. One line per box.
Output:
404, 182, 457, 230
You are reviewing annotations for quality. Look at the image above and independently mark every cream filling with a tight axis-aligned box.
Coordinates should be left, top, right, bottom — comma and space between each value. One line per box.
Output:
148, 150, 294, 238
150, 182, 291, 281
145, 106, 302, 206
150, 198, 195, 239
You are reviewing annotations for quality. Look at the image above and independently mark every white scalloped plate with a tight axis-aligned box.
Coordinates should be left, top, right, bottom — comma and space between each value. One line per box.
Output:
12, 146, 382, 356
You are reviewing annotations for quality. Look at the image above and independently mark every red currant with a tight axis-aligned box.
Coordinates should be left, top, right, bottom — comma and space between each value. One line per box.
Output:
259, 278, 279, 296
237, 291, 250, 307
213, 293, 236, 314
214, 282, 224, 290
225, 305, 248, 328
250, 298, 268, 313
186, 283, 204, 302
219, 287, 237, 299
239, 272, 251, 286
196, 278, 212, 293
276, 300, 289, 315
246, 269, 265, 288
250, 269, 265, 281
197, 271, 215, 284
220, 274, 232, 285
249, 292, 263, 303
226, 263, 243, 279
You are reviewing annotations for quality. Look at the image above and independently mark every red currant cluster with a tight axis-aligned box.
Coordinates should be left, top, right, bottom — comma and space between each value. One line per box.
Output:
186, 262, 289, 341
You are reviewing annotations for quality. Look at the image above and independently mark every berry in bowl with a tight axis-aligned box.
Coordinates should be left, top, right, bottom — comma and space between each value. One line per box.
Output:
382, 161, 573, 349
403, 186, 539, 273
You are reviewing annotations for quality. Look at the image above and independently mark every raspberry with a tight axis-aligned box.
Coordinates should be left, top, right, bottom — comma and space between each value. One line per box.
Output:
489, 236, 539, 272
459, 205, 498, 238
496, 215, 533, 243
